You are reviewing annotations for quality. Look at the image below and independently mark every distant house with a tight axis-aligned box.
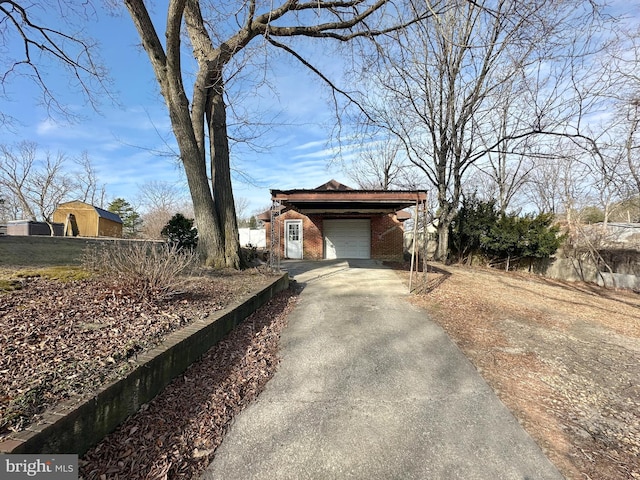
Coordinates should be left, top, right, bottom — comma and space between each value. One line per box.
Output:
576, 222, 640, 252
260, 180, 427, 261
52, 201, 123, 238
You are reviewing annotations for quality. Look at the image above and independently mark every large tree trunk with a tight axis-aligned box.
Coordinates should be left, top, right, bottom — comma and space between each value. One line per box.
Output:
184, 2, 242, 270
165, 59, 227, 267
208, 80, 240, 269
432, 172, 455, 262
166, 86, 226, 267
124, 0, 227, 268
434, 219, 450, 263
182, 152, 226, 267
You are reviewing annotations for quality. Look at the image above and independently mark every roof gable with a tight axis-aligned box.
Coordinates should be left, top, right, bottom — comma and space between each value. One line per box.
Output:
314, 179, 353, 191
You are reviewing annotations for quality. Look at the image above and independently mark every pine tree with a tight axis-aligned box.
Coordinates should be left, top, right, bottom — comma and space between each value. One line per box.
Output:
108, 198, 142, 238
449, 195, 499, 263
161, 213, 198, 251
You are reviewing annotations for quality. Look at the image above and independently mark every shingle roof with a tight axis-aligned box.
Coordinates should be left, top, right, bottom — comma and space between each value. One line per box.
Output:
94, 206, 123, 224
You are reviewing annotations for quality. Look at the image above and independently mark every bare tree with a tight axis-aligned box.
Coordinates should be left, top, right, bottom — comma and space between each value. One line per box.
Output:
235, 196, 251, 226
0, 141, 75, 224
137, 180, 187, 213
0, 1, 110, 125
30, 153, 75, 225
537, 25, 640, 225
136, 180, 191, 239
523, 140, 593, 221
346, 136, 408, 190
621, 100, 640, 200
599, 28, 640, 204
122, 0, 429, 268
74, 151, 106, 207
349, 0, 608, 261
469, 89, 539, 214
0, 191, 21, 222
0, 142, 37, 219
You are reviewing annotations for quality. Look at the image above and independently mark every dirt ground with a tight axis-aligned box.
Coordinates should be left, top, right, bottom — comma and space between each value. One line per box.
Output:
398, 264, 640, 480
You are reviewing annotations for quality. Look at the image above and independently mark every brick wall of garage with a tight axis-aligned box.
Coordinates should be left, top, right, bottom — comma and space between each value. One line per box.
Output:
371, 214, 405, 261
304, 214, 323, 259
266, 210, 324, 260
266, 211, 405, 261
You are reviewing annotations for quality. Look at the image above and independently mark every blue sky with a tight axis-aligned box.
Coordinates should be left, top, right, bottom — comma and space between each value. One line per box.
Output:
0, 3, 357, 217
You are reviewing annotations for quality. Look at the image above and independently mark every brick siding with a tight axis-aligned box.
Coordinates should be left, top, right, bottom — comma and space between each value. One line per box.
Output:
265, 211, 406, 261
371, 214, 405, 261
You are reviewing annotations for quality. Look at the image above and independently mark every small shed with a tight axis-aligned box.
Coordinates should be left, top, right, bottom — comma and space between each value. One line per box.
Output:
52, 201, 123, 238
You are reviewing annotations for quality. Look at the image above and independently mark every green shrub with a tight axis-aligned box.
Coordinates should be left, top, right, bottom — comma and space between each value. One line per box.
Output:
161, 213, 198, 251
450, 198, 565, 270
580, 206, 605, 224
449, 195, 499, 262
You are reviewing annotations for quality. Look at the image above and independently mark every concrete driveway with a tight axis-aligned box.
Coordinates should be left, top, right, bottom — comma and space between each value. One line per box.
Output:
200, 260, 564, 479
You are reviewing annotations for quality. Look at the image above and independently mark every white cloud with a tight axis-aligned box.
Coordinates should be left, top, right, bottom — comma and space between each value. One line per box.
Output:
293, 139, 329, 151
35, 119, 53, 135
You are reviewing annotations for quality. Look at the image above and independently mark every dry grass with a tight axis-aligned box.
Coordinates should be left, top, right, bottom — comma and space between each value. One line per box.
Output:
395, 263, 640, 480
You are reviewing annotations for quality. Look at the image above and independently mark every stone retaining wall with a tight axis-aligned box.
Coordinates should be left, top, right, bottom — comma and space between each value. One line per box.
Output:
0, 273, 289, 455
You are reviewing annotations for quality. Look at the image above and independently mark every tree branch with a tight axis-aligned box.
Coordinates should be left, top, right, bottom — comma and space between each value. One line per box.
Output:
0, 0, 110, 119
261, 0, 433, 40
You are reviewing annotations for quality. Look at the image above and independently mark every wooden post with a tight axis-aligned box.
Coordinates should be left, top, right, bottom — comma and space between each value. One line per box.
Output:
422, 199, 428, 288
409, 200, 419, 293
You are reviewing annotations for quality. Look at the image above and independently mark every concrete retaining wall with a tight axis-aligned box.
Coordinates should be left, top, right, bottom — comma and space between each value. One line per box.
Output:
0, 273, 289, 455
542, 254, 640, 291
0, 235, 163, 267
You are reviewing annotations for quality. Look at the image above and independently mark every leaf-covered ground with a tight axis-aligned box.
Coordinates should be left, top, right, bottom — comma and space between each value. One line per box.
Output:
0, 269, 278, 438
79, 288, 297, 479
396, 263, 640, 480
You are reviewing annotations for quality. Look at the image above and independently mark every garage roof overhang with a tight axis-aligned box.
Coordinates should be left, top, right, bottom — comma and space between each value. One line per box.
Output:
271, 189, 427, 215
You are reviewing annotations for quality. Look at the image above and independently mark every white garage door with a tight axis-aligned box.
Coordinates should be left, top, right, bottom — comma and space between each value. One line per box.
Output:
324, 219, 371, 259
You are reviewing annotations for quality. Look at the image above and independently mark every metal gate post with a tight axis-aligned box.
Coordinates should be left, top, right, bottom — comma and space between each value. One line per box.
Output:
269, 200, 281, 272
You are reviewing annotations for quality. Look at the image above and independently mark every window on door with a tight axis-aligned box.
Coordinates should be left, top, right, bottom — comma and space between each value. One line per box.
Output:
288, 223, 300, 241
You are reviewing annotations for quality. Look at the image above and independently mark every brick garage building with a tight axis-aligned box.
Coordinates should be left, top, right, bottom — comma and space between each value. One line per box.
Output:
261, 180, 426, 262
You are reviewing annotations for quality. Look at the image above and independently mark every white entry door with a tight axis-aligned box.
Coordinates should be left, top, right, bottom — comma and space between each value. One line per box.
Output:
285, 220, 303, 259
